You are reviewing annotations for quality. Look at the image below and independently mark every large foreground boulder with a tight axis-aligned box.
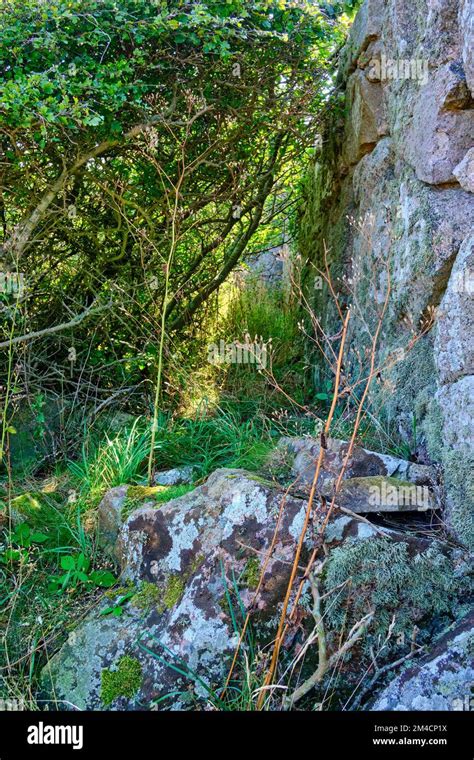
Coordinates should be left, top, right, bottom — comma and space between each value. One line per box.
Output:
40, 461, 466, 711
41, 469, 315, 710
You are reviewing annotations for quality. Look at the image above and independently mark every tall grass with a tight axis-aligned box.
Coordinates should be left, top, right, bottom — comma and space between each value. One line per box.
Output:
66, 406, 281, 503
67, 417, 152, 500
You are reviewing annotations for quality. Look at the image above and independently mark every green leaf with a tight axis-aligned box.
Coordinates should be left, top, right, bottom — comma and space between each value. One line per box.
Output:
100, 606, 116, 617
89, 570, 116, 588
31, 532, 48, 543
60, 555, 76, 571
76, 553, 90, 572
14, 523, 31, 547
1, 548, 23, 563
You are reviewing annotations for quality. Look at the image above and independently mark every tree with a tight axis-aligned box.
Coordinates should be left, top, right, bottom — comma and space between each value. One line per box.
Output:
0, 0, 346, 422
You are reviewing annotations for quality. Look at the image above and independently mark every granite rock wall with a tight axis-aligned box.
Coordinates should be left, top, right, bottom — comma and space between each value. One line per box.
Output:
299, 0, 474, 547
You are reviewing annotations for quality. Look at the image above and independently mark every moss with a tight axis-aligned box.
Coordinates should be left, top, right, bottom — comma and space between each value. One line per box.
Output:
219, 593, 232, 617
240, 557, 261, 589
323, 537, 467, 654
121, 484, 194, 520
104, 583, 134, 601
189, 553, 205, 574
246, 473, 274, 487
131, 556, 202, 615
132, 575, 185, 614
343, 475, 414, 488
422, 397, 444, 462
121, 487, 163, 519
126, 485, 166, 500
100, 655, 142, 706
162, 575, 185, 609
153, 484, 195, 504
132, 581, 161, 612
443, 450, 474, 550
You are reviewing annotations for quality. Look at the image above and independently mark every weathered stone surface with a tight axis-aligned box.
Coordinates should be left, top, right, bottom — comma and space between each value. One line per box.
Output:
436, 373, 474, 546
343, 71, 388, 167
437, 376, 474, 452
358, 39, 383, 80
403, 64, 474, 185
98, 485, 129, 555
270, 437, 436, 496
453, 148, 474, 192
117, 469, 310, 584
98, 485, 158, 557
423, 0, 464, 62
337, 476, 435, 513
299, 0, 474, 548
371, 612, 474, 710
240, 245, 290, 287
42, 470, 313, 709
41, 465, 468, 711
338, 0, 386, 81
435, 234, 474, 384
153, 466, 195, 487
460, 0, 474, 95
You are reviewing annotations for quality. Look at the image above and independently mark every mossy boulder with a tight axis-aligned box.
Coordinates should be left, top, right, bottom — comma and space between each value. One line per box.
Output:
42, 469, 315, 709
41, 466, 468, 711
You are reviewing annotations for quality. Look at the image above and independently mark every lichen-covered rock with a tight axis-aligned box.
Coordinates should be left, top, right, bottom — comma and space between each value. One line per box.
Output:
403, 63, 474, 185
338, 0, 386, 81
153, 466, 195, 487
337, 476, 435, 512
98, 485, 156, 557
342, 70, 388, 167
435, 234, 474, 385
436, 376, 474, 546
98, 485, 130, 556
460, 0, 474, 95
268, 437, 437, 513
453, 148, 474, 193
298, 0, 474, 547
371, 612, 474, 710
41, 464, 469, 710
42, 469, 315, 710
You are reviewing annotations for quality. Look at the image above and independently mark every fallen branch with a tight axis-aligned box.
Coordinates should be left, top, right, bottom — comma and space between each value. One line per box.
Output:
285, 570, 374, 708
